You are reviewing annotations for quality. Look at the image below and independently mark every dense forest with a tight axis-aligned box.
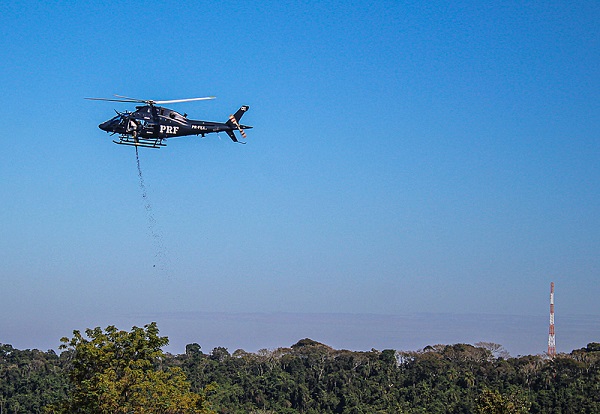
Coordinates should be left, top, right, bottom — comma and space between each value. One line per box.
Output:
1, 324, 599, 413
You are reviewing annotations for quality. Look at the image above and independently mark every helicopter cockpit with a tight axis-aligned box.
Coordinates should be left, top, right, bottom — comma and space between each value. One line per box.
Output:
98, 115, 122, 132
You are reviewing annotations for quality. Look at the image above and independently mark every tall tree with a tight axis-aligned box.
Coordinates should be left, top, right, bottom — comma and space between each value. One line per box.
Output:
50, 322, 214, 414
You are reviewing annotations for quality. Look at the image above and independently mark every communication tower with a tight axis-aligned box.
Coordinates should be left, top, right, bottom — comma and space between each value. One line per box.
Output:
548, 282, 556, 357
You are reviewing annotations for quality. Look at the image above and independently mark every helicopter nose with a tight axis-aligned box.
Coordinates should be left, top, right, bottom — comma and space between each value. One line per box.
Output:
99, 121, 111, 131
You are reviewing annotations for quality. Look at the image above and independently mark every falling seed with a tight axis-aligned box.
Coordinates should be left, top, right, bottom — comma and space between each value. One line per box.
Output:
135, 147, 168, 275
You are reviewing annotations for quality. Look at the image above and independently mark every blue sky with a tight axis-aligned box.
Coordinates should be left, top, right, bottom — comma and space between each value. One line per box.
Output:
1, 1, 598, 356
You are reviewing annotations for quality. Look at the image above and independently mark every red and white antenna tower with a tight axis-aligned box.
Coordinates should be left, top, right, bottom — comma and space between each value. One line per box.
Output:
548, 282, 556, 357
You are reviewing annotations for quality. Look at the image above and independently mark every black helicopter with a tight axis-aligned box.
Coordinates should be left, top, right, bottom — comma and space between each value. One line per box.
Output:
86, 95, 252, 148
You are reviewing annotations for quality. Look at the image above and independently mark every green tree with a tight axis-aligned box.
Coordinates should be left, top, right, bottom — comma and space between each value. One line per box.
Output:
477, 388, 530, 414
50, 322, 214, 414
0, 344, 68, 413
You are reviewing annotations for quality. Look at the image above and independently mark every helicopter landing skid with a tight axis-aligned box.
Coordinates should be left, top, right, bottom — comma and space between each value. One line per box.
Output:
113, 135, 166, 149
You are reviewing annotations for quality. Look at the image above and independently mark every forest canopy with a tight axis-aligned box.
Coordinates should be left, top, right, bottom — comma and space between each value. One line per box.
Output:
1, 324, 599, 413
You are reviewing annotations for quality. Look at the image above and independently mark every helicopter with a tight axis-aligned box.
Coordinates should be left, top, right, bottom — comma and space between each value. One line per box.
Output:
86, 95, 252, 148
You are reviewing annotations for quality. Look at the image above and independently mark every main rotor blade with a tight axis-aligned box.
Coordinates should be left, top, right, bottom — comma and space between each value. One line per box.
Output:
85, 95, 216, 105
85, 97, 142, 103
152, 97, 216, 104
114, 95, 215, 104
86, 95, 216, 105
113, 94, 147, 102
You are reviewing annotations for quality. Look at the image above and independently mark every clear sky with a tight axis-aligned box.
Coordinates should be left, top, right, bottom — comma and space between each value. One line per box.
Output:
1, 1, 598, 357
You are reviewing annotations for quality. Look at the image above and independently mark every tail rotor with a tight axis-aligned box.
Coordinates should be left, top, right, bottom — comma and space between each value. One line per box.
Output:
228, 114, 247, 139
